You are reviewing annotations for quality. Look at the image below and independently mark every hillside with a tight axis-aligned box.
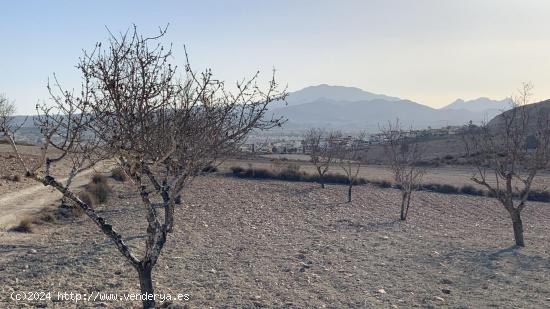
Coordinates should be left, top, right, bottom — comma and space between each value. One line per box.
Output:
277, 84, 401, 107
442, 97, 512, 113
271, 98, 492, 131
487, 99, 550, 131
271, 85, 508, 131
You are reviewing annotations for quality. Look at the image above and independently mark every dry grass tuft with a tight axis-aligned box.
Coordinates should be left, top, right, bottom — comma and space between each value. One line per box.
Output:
84, 182, 111, 204
1, 174, 21, 182
77, 191, 97, 208
110, 168, 128, 182
201, 164, 219, 173
9, 218, 33, 233
91, 173, 108, 185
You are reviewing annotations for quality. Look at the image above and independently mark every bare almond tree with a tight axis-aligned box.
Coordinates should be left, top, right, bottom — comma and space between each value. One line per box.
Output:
0, 94, 15, 132
336, 132, 367, 202
0, 26, 286, 309
462, 83, 550, 247
303, 128, 341, 188
380, 120, 426, 220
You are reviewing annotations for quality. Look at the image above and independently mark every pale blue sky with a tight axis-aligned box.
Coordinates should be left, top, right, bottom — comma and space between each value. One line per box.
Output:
2, 0, 550, 114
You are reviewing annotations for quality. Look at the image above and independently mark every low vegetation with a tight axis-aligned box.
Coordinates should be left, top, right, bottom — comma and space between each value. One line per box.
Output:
230, 165, 367, 185
8, 217, 33, 233
1, 174, 21, 182
84, 175, 111, 204
201, 164, 219, 173
110, 167, 128, 182
229, 165, 550, 203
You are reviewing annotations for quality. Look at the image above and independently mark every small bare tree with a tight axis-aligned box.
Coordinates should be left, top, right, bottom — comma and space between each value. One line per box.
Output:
0, 94, 15, 131
1, 26, 286, 309
462, 83, 550, 247
303, 128, 341, 188
380, 120, 426, 220
336, 132, 367, 202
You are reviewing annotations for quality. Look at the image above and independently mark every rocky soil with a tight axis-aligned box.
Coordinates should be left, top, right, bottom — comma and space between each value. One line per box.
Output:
1, 175, 550, 308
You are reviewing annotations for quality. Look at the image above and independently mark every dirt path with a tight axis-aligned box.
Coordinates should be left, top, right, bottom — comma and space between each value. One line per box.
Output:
0, 163, 110, 229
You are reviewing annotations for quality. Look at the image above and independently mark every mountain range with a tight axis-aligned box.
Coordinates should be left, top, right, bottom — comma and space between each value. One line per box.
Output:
271, 85, 512, 131
442, 97, 512, 113
8, 85, 516, 134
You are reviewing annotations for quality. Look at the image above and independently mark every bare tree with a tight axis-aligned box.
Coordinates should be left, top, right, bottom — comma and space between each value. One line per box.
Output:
303, 128, 341, 188
0, 94, 15, 132
0, 94, 28, 149
336, 132, 367, 202
380, 120, 426, 220
0, 26, 286, 309
462, 83, 550, 247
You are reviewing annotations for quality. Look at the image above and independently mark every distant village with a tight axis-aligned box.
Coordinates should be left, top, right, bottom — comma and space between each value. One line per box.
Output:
241, 125, 465, 154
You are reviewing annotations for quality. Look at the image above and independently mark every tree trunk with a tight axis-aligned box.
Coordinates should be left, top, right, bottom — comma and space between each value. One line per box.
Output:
347, 184, 352, 202
400, 192, 407, 221
138, 265, 155, 309
510, 210, 525, 247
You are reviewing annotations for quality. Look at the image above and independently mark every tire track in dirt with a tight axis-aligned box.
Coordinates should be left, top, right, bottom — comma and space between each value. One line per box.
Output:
0, 162, 111, 229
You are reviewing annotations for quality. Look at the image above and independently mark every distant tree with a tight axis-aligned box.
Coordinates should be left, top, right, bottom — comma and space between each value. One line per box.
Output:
0, 26, 286, 309
336, 132, 367, 202
380, 120, 426, 220
0, 94, 15, 132
462, 83, 550, 247
303, 128, 341, 188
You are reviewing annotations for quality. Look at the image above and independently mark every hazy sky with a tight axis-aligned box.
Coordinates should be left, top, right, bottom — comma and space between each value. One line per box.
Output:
2, 0, 550, 114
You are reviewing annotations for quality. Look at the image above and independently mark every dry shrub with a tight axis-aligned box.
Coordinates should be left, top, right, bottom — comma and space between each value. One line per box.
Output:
78, 191, 97, 208
91, 173, 108, 184
1, 174, 21, 182
371, 180, 393, 188
527, 190, 550, 203
37, 211, 58, 224
459, 185, 485, 196
32, 203, 84, 225
230, 166, 367, 185
230, 166, 245, 174
9, 218, 33, 233
201, 164, 219, 173
421, 183, 460, 194
111, 168, 128, 182
85, 182, 110, 204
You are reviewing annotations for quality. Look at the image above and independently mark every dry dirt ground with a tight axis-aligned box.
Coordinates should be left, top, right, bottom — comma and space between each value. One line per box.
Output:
0, 144, 112, 229
1, 175, 550, 308
0, 145, 42, 196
